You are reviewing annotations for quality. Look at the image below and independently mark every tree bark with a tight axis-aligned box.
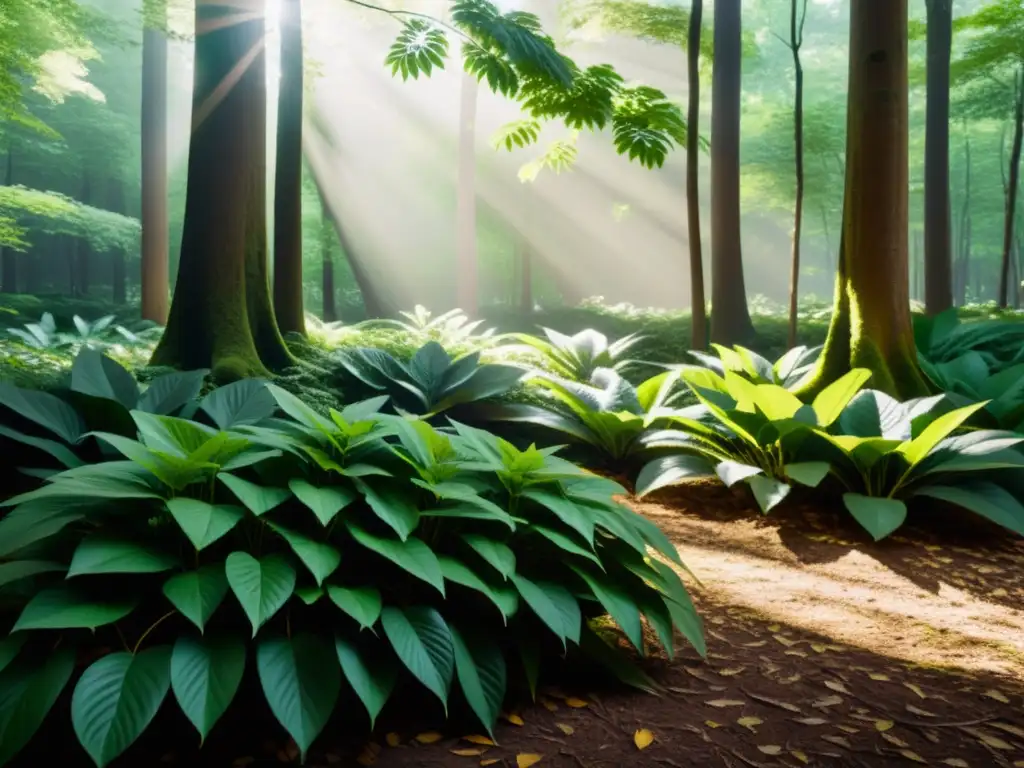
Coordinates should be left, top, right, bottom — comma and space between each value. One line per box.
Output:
686, 0, 707, 350
786, 0, 807, 349
455, 71, 479, 313
1, 146, 15, 293
923, 0, 953, 315
320, 196, 336, 322
709, 0, 755, 346
273, 0, 306, 335
955, 127, 971, 305
797, 0, 928, 400
141, 11, 170, 323
999, 67, 1023, 308
150, 0, 293, 378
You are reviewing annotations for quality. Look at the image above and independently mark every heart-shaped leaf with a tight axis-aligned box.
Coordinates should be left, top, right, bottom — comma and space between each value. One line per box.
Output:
166, 499, 245, 550
335, 635, 397, 728
225, 553, 296, 636
162, 565, 230, 633
170, 634, 246, 743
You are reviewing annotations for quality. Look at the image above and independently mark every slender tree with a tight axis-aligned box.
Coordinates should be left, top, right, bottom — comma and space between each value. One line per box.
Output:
709, 0, 755, 345
924, 0, 954, 315
320, 196, 336, 322
140, 0, 169, 323
273, 0, 306, 335
781, 0, 808, 349
151, 0, 293, 377
797, 0, 929, 400
686, 0, 706, 349
1001, 67, 1023, 306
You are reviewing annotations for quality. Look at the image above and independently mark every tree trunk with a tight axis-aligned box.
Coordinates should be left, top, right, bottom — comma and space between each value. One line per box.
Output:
923, 0, 953, 315
797, 0, 928, 400
273, 0, 306, 335
709, 0, 755, 346
320, 197, 336, 322
109, 177, 127, 304
456, 71, 479, 313
1, 146, 15, 293
75, 173, 92, 297
957, 127, 972, 305
150, 0, 293, 378
141, 12, 170, 323
786, 0, 807, 349
999, 67, 1023, 308
686, 0, 707, 350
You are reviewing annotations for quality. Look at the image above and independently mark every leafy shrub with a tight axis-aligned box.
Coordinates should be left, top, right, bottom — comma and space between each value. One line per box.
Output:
332, 341, 525, 418
636, 368, 871, 512
5, 311, 159, 352
357, 306, 497, 347
476, 367, 694, 468
915, 308, 1024, 373
0, 351, 702, 767
919, 351, 1024, 431
687, 343, 822, 390
502, 327, 645, 382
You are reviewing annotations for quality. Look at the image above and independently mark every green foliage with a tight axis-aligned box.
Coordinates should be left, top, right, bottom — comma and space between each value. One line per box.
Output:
914, 308, 1024, 374
920, 352, 1024, 431
0, 350, 703, 766
332, 341, 525, 418
563, 0, 714, 59
356, 306, 497, 348
686, 343, 822, 390
502, 326, 645, 382
5, 311, 155, 352
382, 0, 690, 168
0, 184, 141, 252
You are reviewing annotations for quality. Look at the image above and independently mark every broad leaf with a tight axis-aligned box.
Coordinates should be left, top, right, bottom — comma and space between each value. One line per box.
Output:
634, 454, 715, 497
67, 536, 177, 577
267, 522, 341, 586
355, 479, 420, 541
170, 634, 246, 743
381, 605, 454, 710
0, 383, 84, 443
462, 534, 516, 580
289, 479, 356, 526
225, 553, 297, 637
438, 556, 518, 622
162, 566, 230, 633
449, 626, 506, 738
569, 566, 643, 652
326, 585, 382, 630
0, 560, 65, 588
811, 368, 872, 426
166, 499, 245, 551
71, 349, 140, 409
913, 483, 1024, 536
219, 474, 291, 516
334, 635, 396, 727
784, 461, 831, 487
747, 474, 791, 513
842, 493, 907, 541
0, 647, 76, 767
200, 379, 277, 429
509, 574, 581, 649
347, 523, 445, 595
14, 588, 137, 631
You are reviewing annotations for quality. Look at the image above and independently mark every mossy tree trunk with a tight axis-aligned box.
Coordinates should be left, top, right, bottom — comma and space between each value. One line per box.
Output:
273, 0, 306, 335
797, 0, 930, 401
998, 67, 1023, 308
150, 0, 293, 378
686, 0, 707, 350
923, 0, 953, 315
709, 0, 755, 346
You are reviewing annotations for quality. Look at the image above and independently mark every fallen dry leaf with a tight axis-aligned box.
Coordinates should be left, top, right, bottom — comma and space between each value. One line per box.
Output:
838, 725, 859, 734
906, 704, 937, 717
463, 736, 496, 746
900, 750, 927, 764
942, 760, 969, 768
634, 729, 655, 750
481, 761, 499, 767
794, 717, 829, 725
983, 689, 1010, 704
767, 624, 781, 632
757, 745, 782, 755
992, 722, 1024, 739
810, 643, 828, 653
904, 683, 927, 699
540, 698, 557, 712
565, 698, 588, 708
963, 728, 1013, 751
813, 695, 843, 708
743, 640, 768, 648
705, 720, 723, 728
825, 681, 850, 695
875, 720, 895, 732
773, 635, 797, 647
385, 733, 401, 747
790, 751, 809, 764
451, 748, 487, 757
737, 717, 762, 732
516, 754, 543, 768
505, 713, 525, 726
555, 723, 574, 736
415, 733, 443, 744
747, 693, 801, 713
785, 650, 809, 658
882, 733, 910, 748
706, 699, 745, 708
868, 672, 891, 681
718, 667, 745, 676
822, 736, 851, 748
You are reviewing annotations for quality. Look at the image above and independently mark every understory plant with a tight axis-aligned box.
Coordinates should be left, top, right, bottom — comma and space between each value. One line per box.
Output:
0, 351, 703, 767
635, 367, 872, 513
501, 327, 645, 382
915, 308, 1024, 373
686, 343, 822, 390
918, 351, 1024, 431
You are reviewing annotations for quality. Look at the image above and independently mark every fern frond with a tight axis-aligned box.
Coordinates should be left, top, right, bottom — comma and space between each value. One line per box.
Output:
385, 18, 449, 81
519, 63, 622, 131
611, 85, 688, 168
491, 119, 542, 151
518, 132, 580, 183
464, 41, 519, 97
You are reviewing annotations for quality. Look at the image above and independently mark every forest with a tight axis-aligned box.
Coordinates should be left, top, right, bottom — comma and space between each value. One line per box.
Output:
0, 0, 1023, 766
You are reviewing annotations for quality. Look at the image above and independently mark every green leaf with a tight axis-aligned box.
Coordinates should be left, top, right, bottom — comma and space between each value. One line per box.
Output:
14, 588, 137, 631
0, 424, 83, 469
138, 370, 208, 415
347, 522, 445, 596
67, 536, 178, 577
1, 461, 162, 508
326, 585, 382, 630
267, 522, 341, 587
0, 560, 65, 588
509, 574, 581, 649
716, 460, 763, 487
462, 534, 516, 580
70, 348, 140, 409
334, 635, 396, 728
218, 474, 291, 516
747, 474, 791, 513
257, 634, 341, 761
521, 488, 594, 544
569, 566, 643, 652
162, 566, 230, 633
170, 634, 246, 743
437, 556, 518, 622
381, 605, 454, 711
811, 368, 872, 426
200, 379, 277, 430
578, 624, 658, 694
913, 483, 1024, 536
295, 586, 323, 605
225, 553, 297, 637
784, 461, 831, 487
0, 636, 26, 675
635, 454, 715, 497
842, 493, 907, 541
0, 383, 84, 443
71, 646, 171, 768
355, 479, 420, 541
0, 647, 76, 767
532, 526, 602, 567
519, 638, 540, 701
449, 626, 506, 738
289, 479, 356, 526
898, 401, 990, 467
165, 499, 245, 551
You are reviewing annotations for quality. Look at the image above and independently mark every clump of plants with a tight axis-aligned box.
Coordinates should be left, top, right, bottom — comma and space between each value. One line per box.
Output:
0, 350, 702, 767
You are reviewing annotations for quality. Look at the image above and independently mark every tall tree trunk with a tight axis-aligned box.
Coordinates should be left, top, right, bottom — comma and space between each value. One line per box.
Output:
1, 147, 15, 293
109, 177, 127, 304
151, 0, 293, 378
999, 67, 1023, 308
923, 0, 953, 315
798, 0, 928, 400
456, 71, 479, 313
273, 0, 305, 335
786, 0, 808, 349
141, 7, 170, 323
709, 0, 755, 345
76, 173, 92, 297
686, 0, 707, 350
957, 127, 972, 305
320, 197, 336, 322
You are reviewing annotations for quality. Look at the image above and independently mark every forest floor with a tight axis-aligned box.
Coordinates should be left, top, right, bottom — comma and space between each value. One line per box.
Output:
20, 483, 1022, 768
